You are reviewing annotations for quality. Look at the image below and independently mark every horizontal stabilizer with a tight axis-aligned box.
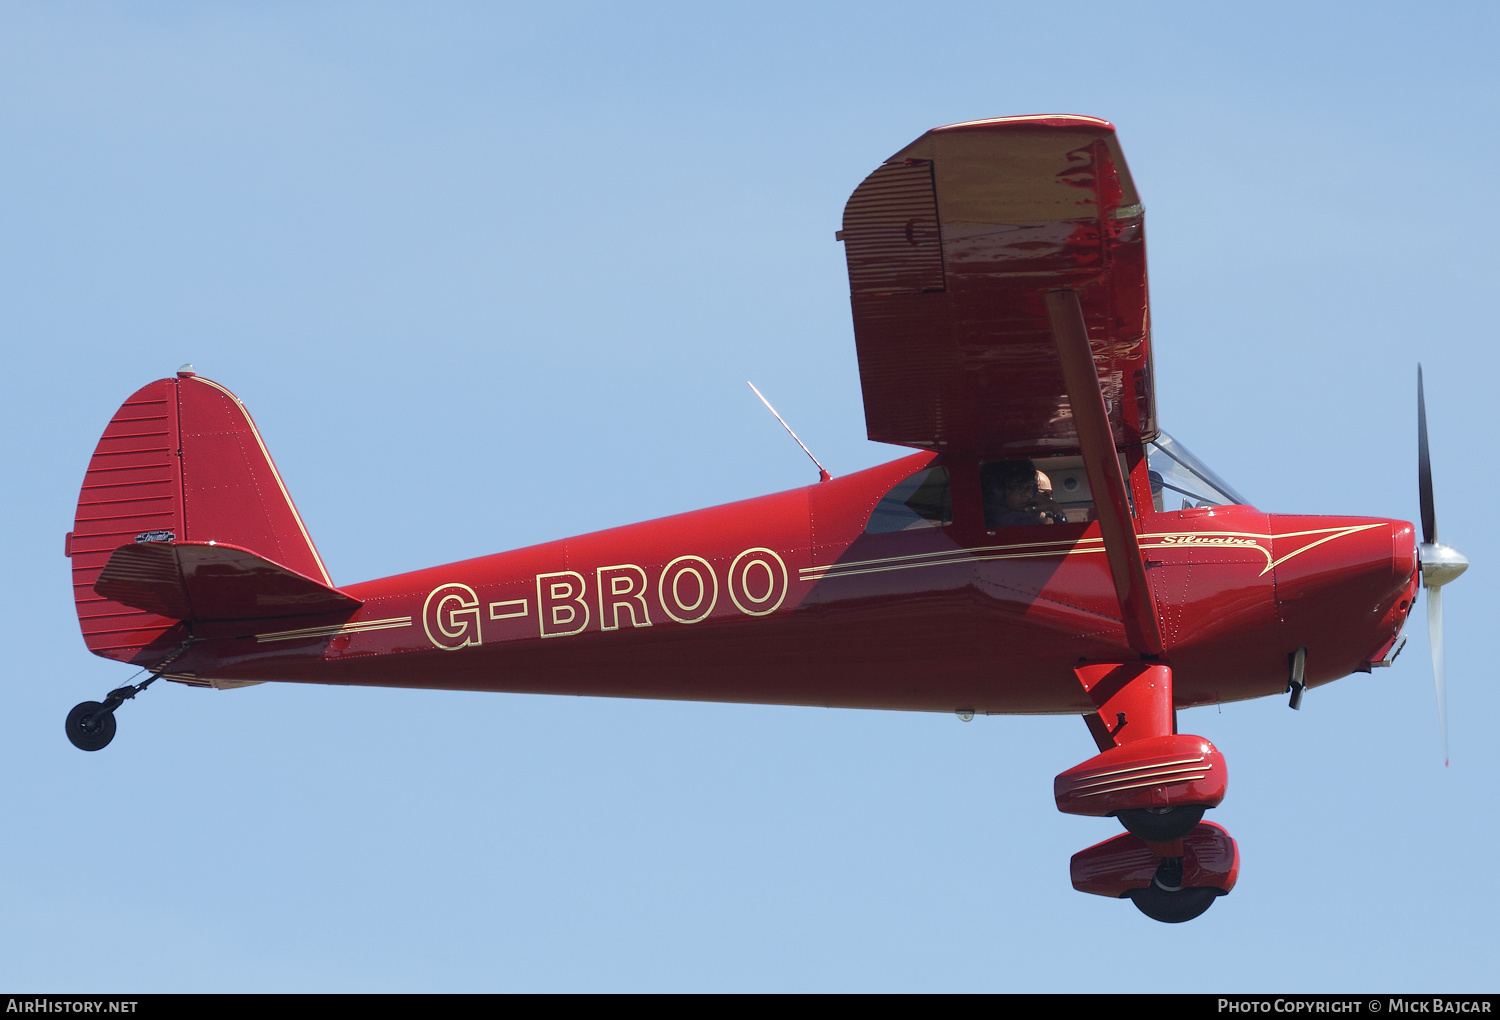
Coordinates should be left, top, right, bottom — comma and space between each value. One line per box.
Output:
94, 541, 362, 623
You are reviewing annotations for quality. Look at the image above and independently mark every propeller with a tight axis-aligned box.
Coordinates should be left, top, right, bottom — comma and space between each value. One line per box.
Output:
1416, 365, 1468, 764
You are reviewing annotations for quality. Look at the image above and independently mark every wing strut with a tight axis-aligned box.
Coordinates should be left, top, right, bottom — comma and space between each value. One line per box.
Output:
1045, 289, 1164, 658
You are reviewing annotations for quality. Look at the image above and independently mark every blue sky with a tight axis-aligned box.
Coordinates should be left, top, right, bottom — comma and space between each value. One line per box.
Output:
2, 2, 1496, 991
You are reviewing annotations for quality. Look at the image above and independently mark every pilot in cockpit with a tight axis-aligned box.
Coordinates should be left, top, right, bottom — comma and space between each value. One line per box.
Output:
982, 459, 1065, 527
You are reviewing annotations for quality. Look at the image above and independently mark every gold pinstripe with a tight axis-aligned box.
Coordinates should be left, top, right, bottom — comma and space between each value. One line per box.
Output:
255, 616, 413, 644
800, 524, 1384, 583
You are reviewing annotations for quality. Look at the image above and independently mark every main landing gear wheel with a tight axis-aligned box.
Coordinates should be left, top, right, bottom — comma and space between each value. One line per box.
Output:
1116, 805, 1206, 842
65, 701, 117, 752
1126, 858, 1223, 923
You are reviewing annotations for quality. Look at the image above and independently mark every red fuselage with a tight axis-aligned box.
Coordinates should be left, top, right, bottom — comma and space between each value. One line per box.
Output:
167, 449, 1419, 715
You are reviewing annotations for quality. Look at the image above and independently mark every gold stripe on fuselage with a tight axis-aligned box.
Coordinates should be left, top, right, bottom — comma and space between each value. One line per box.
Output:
800, 523, 1383, 583
255, 615, 414, 643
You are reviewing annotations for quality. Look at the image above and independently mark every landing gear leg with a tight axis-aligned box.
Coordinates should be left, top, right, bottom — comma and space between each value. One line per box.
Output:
1057, 662, 1238, 922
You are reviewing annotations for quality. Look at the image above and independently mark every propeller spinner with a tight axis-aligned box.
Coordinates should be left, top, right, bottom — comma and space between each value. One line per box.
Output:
1417, 365, 1469, 764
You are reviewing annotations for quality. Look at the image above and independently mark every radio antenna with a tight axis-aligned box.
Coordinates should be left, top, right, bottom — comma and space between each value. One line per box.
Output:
747, 381, 831, 482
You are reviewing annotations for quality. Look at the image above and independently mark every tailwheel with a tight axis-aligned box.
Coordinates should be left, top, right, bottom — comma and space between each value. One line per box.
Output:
1125, 857, 1224, 923
1116, 805, 1206, 842
62, 642, 190, 752
65, 701, 117, 752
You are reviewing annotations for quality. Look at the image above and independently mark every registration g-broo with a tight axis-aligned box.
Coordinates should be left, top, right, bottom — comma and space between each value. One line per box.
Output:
422, 547, 789, 649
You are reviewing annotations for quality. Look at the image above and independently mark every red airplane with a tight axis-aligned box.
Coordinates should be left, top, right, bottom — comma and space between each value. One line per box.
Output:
62, 115, 1467, 923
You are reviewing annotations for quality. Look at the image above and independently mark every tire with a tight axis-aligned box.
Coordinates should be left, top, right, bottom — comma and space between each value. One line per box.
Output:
1116, 805, 1206, 842
1127, 883, 1222, 923
65, 702, 116, 752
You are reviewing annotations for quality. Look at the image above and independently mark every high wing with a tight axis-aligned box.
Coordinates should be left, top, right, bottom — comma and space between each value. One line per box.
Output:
841, 114, 1155, 458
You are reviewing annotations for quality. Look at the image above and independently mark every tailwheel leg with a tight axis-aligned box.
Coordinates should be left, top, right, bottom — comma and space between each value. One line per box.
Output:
65, 643, 193, 752
65, 681, 151, 752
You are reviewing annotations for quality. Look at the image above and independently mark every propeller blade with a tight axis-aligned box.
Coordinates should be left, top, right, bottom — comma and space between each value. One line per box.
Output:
1428, 584, 1448, 766
1418, 365, 1436, 546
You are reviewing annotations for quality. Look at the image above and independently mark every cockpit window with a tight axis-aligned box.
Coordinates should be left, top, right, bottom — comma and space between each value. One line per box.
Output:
1147, 432, 1250, 510
981, 458, 1085, 526
865, 466, 952, 533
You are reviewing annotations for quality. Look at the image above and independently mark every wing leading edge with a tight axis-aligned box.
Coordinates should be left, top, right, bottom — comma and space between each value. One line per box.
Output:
841, 114, 1156, 458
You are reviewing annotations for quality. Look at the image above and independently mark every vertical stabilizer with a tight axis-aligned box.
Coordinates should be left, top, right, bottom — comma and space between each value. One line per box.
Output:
68, 374, 329, 662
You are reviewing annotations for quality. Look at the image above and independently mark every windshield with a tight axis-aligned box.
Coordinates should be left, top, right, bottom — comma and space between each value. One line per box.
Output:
1147, 432, 1250, 510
